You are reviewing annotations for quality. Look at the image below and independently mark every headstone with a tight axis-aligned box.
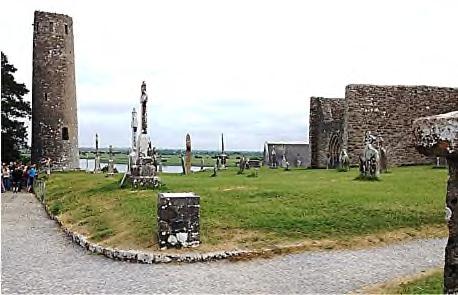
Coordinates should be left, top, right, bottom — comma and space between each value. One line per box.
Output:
359, 131, 380, 179
185, 134, 192, 175
107, 145, 114, 176
271, 147, 277, 168
216, 156, 221, 170
94, 133, 101, 173
377, 136, 388, 173
157, 192, 200, 249
281, 154, 287, 168
238, 156, 245, 174
413, 111, 458, 294
339, 149, 350, 171
220, 133, 227, 168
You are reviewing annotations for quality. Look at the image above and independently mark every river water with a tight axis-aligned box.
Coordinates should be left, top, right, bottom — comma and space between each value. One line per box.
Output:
78, 159, 201, 174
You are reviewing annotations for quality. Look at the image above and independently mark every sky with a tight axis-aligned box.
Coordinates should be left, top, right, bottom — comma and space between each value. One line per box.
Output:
1, 0, 457, 150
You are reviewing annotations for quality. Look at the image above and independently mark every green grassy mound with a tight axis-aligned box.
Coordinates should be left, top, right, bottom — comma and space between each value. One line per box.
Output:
43, 166, 447, 252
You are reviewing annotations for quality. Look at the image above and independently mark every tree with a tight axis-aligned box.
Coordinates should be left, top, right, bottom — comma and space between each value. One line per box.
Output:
1, 52, 31, 163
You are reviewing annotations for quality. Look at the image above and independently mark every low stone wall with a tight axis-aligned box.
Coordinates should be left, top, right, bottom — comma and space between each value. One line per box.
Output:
33, 181, 296, 263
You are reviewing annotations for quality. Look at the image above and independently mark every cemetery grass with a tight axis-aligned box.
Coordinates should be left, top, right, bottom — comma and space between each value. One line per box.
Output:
44, 166, 448, 253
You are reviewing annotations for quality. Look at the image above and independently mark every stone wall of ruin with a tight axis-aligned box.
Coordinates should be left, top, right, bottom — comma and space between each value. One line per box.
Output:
343, 84, 458, 166
31, 11, 79, 169
309, 97, 345, 168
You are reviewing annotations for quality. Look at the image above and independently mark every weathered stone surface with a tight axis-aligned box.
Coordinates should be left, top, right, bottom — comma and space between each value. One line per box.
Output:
413, 111, 458, 294
31, 11, 79, 170
157, 192, 200, 249
185, 134, 192, 175
344, 84, 458, 166
309, 97, 345, 168
310, 85, 458, 168
413, 111, 458, 158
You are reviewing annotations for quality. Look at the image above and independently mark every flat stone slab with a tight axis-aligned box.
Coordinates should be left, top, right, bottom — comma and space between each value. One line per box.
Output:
413, 111, 458, 157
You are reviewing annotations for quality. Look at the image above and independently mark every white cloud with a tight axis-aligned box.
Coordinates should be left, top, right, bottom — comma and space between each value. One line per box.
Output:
1, 0, 457, 150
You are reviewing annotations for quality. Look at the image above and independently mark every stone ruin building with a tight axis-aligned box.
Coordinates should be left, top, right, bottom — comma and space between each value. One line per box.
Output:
263, 141, 310, 168
309, 84, 458, 168
31, 11, 79, 170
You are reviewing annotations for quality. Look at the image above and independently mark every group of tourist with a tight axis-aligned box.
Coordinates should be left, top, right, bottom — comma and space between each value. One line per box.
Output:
1, 162, 37, 194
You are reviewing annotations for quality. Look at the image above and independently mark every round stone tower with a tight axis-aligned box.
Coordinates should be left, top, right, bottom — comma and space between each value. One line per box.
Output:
31, 11, 79, 169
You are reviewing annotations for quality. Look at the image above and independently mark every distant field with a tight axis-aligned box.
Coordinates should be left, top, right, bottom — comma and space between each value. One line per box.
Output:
44, 166, 447, 252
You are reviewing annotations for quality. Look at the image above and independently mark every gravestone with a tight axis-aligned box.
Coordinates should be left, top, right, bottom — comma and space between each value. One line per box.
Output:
238, 156, 246, 174
107, 145, 114, 176
413, 111, 458, 294
339, 149, 350, 172
377, 136, 388, 173
271, 147, 277, 168
94, 133, 101, 173
185, 134, 192, 175
281, 154, 287, 168
359, 131, 380, 179
157, 192, 200, 249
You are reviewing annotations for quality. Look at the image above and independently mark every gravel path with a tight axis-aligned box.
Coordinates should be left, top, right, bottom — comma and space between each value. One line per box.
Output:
2, 192, 445, 294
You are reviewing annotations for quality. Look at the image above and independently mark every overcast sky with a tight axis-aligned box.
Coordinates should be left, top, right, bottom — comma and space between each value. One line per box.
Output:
1, 0, 457, 150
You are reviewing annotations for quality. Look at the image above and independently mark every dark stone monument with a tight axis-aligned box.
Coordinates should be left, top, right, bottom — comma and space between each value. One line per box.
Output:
94, 133, 101, 173
413, 111, 458, 294
157, 192, 200, 249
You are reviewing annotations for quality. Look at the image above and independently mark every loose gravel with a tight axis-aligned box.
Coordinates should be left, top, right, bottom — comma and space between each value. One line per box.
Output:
1, 192, 445, 294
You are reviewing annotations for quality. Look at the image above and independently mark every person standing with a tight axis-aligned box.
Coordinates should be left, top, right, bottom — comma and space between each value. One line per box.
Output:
11, 165, 22, 194
3, 164, 11, 191
27, 164, 37, 193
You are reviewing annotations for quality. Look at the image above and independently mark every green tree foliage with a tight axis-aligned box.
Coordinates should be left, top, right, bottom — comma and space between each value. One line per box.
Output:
1, 52, 31, 163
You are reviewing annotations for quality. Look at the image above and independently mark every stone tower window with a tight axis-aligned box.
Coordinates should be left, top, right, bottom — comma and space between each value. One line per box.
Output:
62, 127, 69, 140
65, 24, 68, 34
44, 93, 48, 101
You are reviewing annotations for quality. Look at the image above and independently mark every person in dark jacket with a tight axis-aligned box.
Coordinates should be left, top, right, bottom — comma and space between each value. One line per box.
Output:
11, 165, 23, 194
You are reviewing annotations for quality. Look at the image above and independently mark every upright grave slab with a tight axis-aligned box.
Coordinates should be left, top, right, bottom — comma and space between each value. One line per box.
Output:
157, 192, 200, 249
413, 111, 458, 293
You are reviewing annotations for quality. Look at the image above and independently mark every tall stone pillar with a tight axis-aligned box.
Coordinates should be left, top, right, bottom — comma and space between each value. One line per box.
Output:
413, 111, 458, 294
185, 134, 192, 175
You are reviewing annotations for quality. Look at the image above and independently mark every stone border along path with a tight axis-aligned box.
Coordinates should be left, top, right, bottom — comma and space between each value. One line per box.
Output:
2, 192, 446, 293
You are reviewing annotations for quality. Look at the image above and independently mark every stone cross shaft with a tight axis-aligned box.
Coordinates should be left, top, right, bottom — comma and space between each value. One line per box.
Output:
140, 81, 148, 134
413, 111, 458, 294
